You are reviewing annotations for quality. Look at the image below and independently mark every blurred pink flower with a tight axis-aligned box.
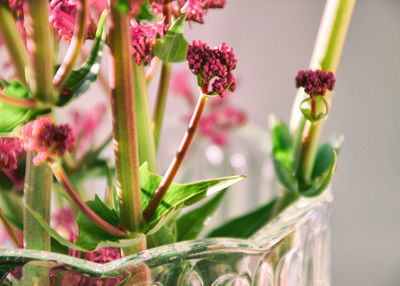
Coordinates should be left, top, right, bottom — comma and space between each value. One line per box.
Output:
170, 69, 196, 106
0, 137, 26, 191
198, 105, 246, 146
20, 117, 76, 165
70, 104, 106, 154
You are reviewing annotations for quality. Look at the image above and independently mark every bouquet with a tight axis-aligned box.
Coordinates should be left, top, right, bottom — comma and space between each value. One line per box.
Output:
0, 0, 355, 284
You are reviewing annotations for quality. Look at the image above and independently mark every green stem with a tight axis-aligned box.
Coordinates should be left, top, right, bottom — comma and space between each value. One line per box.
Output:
143, 93, 208, 222
0, 5, 29, 86
290, 0, 355, 184
133, 63, 157, 172
270, 189, 300, 219
109, 4, 143, 240
24, 152, 52, 250
53, 0, 88, 89
152, 62, 172, 152
152, 4, 172, 152
23, 0, 54, 103
22, 1, 55, 251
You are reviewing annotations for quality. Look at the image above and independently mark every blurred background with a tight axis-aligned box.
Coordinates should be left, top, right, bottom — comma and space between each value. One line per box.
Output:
183, 0, 400, 285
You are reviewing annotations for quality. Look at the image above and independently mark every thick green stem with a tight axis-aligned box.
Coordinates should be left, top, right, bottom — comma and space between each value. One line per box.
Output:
0, 5, 29, 86
152, 62, 172, 152
22, 1, 54, 251
290, 0, 355, 184
133, 63, 157, 172
144, 94, 208, 222
109, 4, 143, 240
53, 0, 88, 89
24, 153, 52, 250
23, 0, 54, 103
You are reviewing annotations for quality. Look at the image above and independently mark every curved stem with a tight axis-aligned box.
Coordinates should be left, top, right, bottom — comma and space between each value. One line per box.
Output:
52, 165, 128, 237
143, 93, 207, 222
145, 57, 160, 84
0, 5, 29, 86
0, 91, 38, 108
53, 0, 88, 89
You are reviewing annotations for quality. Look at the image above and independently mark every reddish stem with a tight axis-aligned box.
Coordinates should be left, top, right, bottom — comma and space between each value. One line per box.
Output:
143, 94, 208, 222
0, 91, 38, 108
52, 165, 127, 237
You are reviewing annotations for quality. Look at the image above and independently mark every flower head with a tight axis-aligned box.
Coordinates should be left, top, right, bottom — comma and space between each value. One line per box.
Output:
131, 19, 166, 65
0, 138, 24, 171
199, 105, 246, 146
186, 41, 237, 96
295, 69, 335, 97
0, 137, 26, 191
20, 117, 76, 165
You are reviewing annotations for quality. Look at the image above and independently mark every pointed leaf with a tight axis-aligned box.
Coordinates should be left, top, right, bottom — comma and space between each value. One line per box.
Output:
140, 163, 245, 231
207, 198, 278, 239
75, 196, 144, 251
176, 189, 227, 241
56, 11, 108, 106
272, 158, 298, 192
146, 225, 176, 249
312, 135, 343, 179
300, 151, 337, 197
152, 15, 189, 62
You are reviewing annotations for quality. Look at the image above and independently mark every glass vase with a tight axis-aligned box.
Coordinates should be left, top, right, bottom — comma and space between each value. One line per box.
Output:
0, 192, 331, 285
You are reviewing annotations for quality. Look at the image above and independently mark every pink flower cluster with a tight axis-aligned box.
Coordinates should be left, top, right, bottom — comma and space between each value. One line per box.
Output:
199, 106, 246, 146
0, 137, 25, 191
49, 0, 103, 42
186, 40, 237, 96
20, 117, 76, 165
152, 0, 226, 24
131, 19, 166, 65
295, 69, 336, 97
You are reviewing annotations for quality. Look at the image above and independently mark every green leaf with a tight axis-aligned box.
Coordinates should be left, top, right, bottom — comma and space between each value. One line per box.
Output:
300, 151, 337, 197
272, 158, 298, 192
137, 1, 158, 21
74, 196, 143, 251
269, 115, 293, 152
146, 225, 176, 249
312, 135, 343, 179
56, 10, 108, 106
0, 79, 33, 132
300, 96, 329, 122
140, 163, 245, 232
176, 189, 227, 241
0, 191, 23, 231
152, 15, 189, 63
28, 197, 144, 252
269, 115, 299, 192
207, 198, 278, 239
115, 0, 129, 14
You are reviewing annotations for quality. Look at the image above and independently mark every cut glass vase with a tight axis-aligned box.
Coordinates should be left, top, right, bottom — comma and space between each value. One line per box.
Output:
0, 192, 331, 285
